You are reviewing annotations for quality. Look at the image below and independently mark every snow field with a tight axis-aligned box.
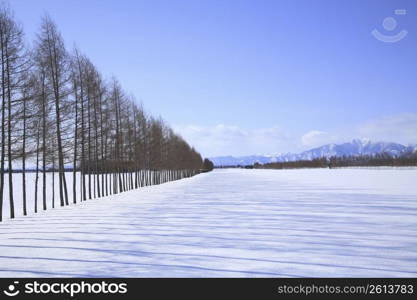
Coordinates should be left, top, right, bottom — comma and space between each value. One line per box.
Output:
0, 168, 416, 277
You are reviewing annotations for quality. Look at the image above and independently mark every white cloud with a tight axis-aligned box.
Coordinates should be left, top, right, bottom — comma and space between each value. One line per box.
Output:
174, 124, 294, 157
301, 114, 417, 149
301, 130, 334, 148
357, 113, 417, 145
175, 114, 417, 158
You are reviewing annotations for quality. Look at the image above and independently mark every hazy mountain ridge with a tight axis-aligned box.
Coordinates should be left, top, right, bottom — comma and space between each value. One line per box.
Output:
210, 139, 416, 166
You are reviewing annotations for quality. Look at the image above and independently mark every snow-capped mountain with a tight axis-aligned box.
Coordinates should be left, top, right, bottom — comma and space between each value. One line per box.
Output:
210, 139, 415, 166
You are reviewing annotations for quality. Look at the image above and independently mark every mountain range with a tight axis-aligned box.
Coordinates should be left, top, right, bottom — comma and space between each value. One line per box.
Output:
210, 139, 417, 166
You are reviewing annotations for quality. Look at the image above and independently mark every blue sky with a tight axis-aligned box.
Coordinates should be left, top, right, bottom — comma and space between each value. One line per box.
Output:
11, 0, 417, 157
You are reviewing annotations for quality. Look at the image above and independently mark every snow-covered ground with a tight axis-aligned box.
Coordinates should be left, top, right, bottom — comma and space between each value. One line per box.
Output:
1, 172, 82, 220
0, 168, 417, 277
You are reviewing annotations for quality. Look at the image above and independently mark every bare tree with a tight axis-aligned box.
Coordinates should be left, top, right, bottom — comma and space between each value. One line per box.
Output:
0, 5, 26, 219
0, 7, 206, 222
35, 15, 69, 207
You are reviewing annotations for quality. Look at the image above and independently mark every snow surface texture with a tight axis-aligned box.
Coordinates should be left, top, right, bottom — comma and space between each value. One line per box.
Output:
1, 168, 417, 277
1, 172, 83, 220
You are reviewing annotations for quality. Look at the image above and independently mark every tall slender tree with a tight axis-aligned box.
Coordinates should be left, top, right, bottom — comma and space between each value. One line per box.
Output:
0, 6, 206, 222
35, 15, 69, 207
0, 6, 26, 219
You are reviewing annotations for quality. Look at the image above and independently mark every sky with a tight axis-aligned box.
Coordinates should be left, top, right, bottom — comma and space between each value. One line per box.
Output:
9, 0, 417, 157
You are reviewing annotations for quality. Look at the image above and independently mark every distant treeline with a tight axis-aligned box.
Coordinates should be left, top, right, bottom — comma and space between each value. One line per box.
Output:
202, 159, 214, 172
253, 152, 417, 169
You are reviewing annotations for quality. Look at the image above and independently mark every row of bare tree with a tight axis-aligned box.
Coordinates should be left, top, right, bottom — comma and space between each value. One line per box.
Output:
0, 6, 204, 221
